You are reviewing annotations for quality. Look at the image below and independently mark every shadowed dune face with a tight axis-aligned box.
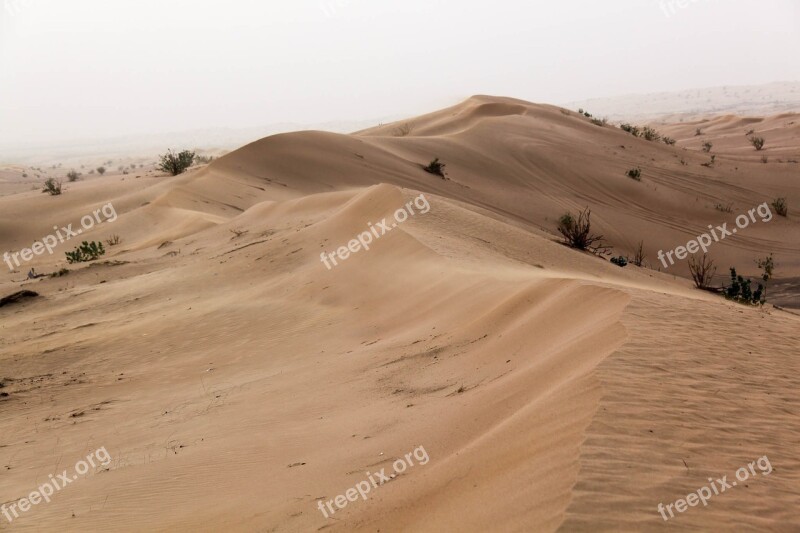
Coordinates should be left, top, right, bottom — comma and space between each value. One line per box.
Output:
0, 96, 799, 531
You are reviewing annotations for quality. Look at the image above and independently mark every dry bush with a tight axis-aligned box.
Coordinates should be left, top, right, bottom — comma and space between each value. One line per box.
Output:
557, 207, 607, 253
632, 240, 646, 267
688, 253, 716, 289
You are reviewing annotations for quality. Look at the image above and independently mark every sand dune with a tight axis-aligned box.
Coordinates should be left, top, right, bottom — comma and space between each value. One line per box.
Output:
1, 96, 798, 531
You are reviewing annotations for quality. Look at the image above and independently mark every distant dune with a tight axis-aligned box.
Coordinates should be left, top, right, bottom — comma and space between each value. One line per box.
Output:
1, 96, 798, 531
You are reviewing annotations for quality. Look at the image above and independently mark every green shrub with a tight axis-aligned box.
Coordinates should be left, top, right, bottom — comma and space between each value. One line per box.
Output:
725, 267, 764, 305
66, 241, 105, 263
620, 123, 641, 137
158, 149, 196, 176
626, 168, 642, 181
423, 158, 446, 178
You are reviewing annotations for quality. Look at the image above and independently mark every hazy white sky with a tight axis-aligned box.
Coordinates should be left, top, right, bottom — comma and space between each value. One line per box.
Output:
1, 0, 798, 147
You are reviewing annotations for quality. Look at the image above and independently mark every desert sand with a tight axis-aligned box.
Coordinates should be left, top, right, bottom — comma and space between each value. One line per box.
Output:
1, 96, 799, 532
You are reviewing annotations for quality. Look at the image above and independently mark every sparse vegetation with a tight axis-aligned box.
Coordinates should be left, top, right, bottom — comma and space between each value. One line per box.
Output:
105, 234, 121, 246
626, 167, 642, 181
749, 136, 765, 151
771, 197, 788, 217
714, 202, 733, 213
695, 128, 703, 136
761, 155, 769, 164
662, 136, 676, 146
195, 154, 214, 164
688, 253, 716, 290
158, 149, 196, 176
393, 122, 414, 137
620, 123, 641, 137
702, 141, 713, 153
590, 117, 608, 127
701, 155, 716, 167
556, 207, 606, 253
65, 241, 105, 263
423, 158, 446, 178
67, 170, 80, 182
50, 268, 70, 278
41, 178, 62, 195
745, 129, 755, 136
96, 166, 106, 175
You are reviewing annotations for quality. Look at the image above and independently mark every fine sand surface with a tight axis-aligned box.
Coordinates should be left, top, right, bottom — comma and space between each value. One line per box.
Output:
1, 96, 798, 531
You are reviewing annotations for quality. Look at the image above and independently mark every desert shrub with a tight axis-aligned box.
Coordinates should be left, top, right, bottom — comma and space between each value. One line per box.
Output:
423, 158, 446, 178
105, 234, 121, 246
195, 154, 214, 164
688, 253, 716, 289
642, 127, 661, 142
702, 141, 713, 153
745, 129, 755, 136
590, 117, 608, 126
701, 155, 716, 168
626, 168, 642, 181
771, 197, 788, 217
714, 202, 733, 213
22, 172, 28, 178
65, 241, 105, 263
96, 166, 106, 175
610, 256, 628, 267
158, 150, 195, 176
632, 240, 645, 267
67, 170, 80, 182
725, 267, 764, 305
749, 136, 765, 151
620, 123, 641, 137
50, 268, 70, 278
695, 128, 703, 136
557, 207, 606, 252
42, 178, 62, 195
662, 136, 676, 146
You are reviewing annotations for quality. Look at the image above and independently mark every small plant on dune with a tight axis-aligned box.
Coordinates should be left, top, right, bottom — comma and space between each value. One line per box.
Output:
158, 149, 196, 176
714, 202, 733, 213
195, 154, 214, 164
557, 207, 607, 253
610, 256, 628, 267
701, 155, 716, 168
626, 167, 642, 181
695, 128, 703, 136
66, 241, 105, 264
67, 170, 80, 182
41, 178, 62, 195
50, 268, 70, 278
749, 136, 765, 151
96, 166, 106, 175
632, 240, 646, 267
662, 136, 676, 146
755, 254, 775, 301
702, 141, 713, 153
745, 129, 755, 136
771, 197, 788, 217
688, 253, 716, 290
105, 234, 121, 246
423, 158, 446, 178
590, 117, 608, 127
